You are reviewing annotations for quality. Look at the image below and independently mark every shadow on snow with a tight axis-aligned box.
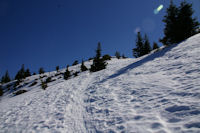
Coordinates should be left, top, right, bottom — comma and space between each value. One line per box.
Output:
100, 43, 179, 83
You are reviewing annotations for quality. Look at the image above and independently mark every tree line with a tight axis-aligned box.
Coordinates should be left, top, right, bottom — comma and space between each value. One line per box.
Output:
1, 0, 199, 85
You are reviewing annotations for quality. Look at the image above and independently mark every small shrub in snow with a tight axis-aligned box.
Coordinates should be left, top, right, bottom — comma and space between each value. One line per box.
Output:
56, 66, 59, 72
73, 71, 79, 77
45, 77, 52, 83
29, 81, 37, 87
102, 54, 111, 61
153, 42, 159, 50
0, 85, 3, 96
115, 51, 121, 59
14, 90, 27, 96
72, 60, 78, 66
81, 60, 88, 72
122, 54, 127, 59
39, 67, 45, 74
64, 66, 71, 80
41, 80, 47, 90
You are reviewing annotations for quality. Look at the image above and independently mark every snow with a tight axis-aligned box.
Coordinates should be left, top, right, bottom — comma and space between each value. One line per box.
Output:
0, 33, 200, 133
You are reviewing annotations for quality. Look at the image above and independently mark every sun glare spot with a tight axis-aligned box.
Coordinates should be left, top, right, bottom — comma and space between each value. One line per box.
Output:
154, 4, 164, 15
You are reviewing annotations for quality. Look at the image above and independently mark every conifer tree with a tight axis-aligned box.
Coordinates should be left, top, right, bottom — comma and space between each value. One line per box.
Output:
133, 32, 144, 58
160, 0, 199, 45
160, 0, 178, 45
25, 69, 31, 77
1, 70, 11, 83
15, 64, 26, 81
153, 42, 159, 50
64, 65, 71, 80
81, 60, 88, 72
39, 67, 45, 74
90, 42, 107, 72
115, 51, 121, 59
143, 34, 152, 54
176, 1, 199, 42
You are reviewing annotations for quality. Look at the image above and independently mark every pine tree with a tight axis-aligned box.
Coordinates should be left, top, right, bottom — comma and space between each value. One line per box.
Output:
133, 32, 144, 58
153, 42, 159, 50
39, 67, 45, 74
115, 51, 121, 59
1, 70, 11, 83
143, 34, 152, 54
25, 69, 31, 77
56, 66, 59, 72
15, 64, 26, 81
160, 0, 178, 45
160, 0, 199, 45
81, 60, 88, 72
64, 65, 71, 80
90, 42, 107, 72
176, 1, 199, 42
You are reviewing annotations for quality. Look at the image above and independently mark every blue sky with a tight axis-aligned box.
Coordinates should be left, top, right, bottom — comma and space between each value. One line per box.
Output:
0, 0, 200, 78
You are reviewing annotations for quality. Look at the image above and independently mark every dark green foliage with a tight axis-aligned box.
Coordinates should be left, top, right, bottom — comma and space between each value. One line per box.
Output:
143, 34, 152, 54
122, 54, 127, 59
39, 67, 45, 74
45, 77, 52, 83
64, 66, 71, 80
25, 69, 31, 77
88, 57, 93, 61
133, 32, 152, 58
176, 1, 199, 42
153, 42, 159, 50
102, 54, 111, 61
56, 66, 59, 72
81, 60, 88, 72
160, 0, 199, 45
133, 32, 144, 58
90, 42, 107, 72
160, 0, 178, 45
29, 81, 37, 87
15, 64, 30, 81
33, 72, 36, 75
1, 70, 11, 83
0, 85, 3, 96
14, 90, 27, 96
72, 60, 78, 66
73, 71, 79, 77
115, 51, 121, 59
14, 80, 20, 88
41, 80, 47, 90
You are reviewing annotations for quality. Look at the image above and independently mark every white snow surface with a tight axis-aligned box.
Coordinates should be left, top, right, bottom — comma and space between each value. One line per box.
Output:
0, 34, 200, 133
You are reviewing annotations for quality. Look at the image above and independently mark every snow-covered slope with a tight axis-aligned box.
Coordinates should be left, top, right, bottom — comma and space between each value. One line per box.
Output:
0, 34, 200, 133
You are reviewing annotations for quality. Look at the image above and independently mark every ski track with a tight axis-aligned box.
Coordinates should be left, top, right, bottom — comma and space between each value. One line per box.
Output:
0, 34, 200, 133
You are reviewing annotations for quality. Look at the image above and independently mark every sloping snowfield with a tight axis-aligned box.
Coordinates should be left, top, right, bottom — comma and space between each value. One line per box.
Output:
0, 34, 200, 133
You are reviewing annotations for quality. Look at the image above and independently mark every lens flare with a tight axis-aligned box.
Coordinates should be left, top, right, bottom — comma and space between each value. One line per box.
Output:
154, 4, 163, 14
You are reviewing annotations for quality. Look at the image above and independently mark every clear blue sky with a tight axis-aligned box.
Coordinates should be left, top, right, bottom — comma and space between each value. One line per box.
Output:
0, 0, 200, 78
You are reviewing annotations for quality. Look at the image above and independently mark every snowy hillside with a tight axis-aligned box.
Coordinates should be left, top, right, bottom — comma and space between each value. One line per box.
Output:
0, 34, 200, 133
